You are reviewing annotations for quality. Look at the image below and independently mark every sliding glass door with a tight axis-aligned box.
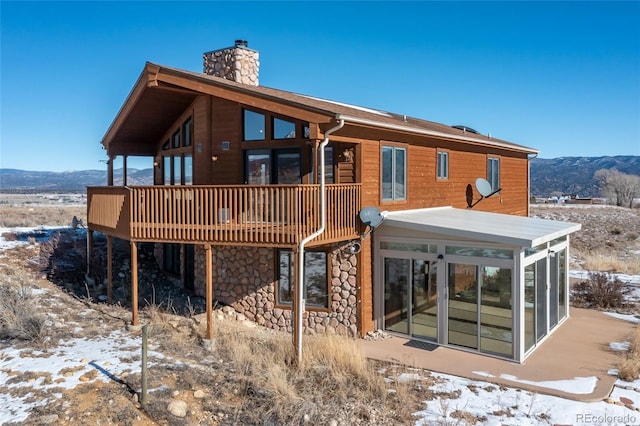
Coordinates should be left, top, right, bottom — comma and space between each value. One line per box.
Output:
383, 257, 437, 340
447, 262, 513, 356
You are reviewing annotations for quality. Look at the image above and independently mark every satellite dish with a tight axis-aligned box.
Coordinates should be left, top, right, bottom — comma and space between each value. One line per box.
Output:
475, 178, 493, 197
359, 207, 385, 229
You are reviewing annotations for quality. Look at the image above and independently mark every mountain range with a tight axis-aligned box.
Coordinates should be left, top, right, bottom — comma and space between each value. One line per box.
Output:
1, 156, 638, 198
0, 168, 153, 192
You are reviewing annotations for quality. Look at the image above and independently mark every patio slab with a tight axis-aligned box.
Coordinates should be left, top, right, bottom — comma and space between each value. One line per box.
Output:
359, 307, 637, 402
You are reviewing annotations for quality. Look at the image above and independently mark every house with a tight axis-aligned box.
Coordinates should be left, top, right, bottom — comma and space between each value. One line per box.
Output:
87, 40, 581, 362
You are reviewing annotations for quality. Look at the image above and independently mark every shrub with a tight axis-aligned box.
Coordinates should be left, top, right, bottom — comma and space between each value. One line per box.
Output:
0, 282, 47, 346
572, 272, 628, 310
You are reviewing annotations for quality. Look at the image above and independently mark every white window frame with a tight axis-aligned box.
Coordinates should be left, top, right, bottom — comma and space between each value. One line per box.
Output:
382, 145, 406, 201
437, 151, 449, 179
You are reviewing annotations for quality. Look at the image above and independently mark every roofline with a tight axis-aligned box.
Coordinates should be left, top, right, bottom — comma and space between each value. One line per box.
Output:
336, 114, 539, 155
101, 62, 539, 155
101, 63, 160, 150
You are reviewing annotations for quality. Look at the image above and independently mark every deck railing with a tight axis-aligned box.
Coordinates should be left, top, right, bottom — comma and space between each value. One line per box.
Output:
87, 184, 361, 246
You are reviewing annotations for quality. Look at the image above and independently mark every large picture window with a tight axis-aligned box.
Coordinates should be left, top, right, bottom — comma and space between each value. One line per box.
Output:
243, 109, 266, 141
278, 249, 328, 308
182, 117, 193, 147
381, 145, 406, 201
273, 117, 296, 139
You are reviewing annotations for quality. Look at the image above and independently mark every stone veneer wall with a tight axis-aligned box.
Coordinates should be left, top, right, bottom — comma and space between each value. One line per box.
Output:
193, 245, 359, 337
203, 42, 259, 86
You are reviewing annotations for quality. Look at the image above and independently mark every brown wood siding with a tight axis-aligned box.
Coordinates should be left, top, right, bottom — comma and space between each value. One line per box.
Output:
211, 97, 244, 184
193, 96, 211, 185
360, 142, 381, 210
357, 139, 529, 215
358, 237, 374, 336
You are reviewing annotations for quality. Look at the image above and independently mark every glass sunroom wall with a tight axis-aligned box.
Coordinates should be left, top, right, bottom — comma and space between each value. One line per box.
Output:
521, 237, 570, 359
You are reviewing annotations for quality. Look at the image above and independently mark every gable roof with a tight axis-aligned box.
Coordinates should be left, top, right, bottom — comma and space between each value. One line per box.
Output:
102, 62, 539, 156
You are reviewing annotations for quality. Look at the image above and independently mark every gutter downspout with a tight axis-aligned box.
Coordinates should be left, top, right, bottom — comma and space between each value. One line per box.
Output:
527, 153, 539, 217
295, 119, 344, 364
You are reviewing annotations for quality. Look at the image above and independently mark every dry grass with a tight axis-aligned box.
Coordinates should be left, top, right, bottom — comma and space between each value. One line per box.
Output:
203, 321, 422, 425
574, 248, 640, 275
618, 327, 640, 381
0, 270, 48, 348
0, 205, 86, 228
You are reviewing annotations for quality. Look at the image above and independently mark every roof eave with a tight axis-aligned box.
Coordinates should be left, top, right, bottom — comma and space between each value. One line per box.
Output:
101, 63, 160, 152
336, 114, 539, 155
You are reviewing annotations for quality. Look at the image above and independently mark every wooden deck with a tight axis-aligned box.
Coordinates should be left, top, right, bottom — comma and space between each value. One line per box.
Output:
87, 184, 361, 247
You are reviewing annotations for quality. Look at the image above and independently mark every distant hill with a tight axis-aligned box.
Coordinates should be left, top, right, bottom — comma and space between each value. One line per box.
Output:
530, 155, 640, 198
0, 168, 153, 192
1, 156, 638, 196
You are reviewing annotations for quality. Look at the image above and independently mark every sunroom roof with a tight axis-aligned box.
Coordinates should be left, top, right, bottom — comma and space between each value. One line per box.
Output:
382, 207, 581, 248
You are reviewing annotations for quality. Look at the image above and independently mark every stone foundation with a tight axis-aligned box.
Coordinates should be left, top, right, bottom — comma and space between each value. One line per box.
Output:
193, 245, 359, 336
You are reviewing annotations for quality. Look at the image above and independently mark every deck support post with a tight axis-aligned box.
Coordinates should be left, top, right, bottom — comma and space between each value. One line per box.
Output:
123, 156, 128, 187
107, 156, 114, 186
131, 241, 139, 325
107, 236, 113, 303
205, 244, 213, 340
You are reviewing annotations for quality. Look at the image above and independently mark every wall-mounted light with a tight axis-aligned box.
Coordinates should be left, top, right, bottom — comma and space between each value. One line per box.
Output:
153, 161, 159, 167
211, 155, 219, 162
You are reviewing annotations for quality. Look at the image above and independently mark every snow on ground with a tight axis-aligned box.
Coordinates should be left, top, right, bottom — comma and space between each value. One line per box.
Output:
472, 371, 598, 395
414, 372, 640, 425
2, 225, 640, 425
0, 330, 166, 424
604, 311, 640, 324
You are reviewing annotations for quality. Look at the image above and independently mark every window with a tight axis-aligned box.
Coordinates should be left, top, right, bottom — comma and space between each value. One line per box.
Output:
245, 149, 301, 184
182, 117, 192, 147
309, 145, 334, 184
173, 156, 182, 185
172, 130, 181, 149
273, 117, 296, 139
488, 157, 500, 191
163, 156, 171, 185
437, 151, 448, 179
243, 109, 265, 140
381, 146, 406, 201
183, 154, 193, 185
278, 249, 328, 308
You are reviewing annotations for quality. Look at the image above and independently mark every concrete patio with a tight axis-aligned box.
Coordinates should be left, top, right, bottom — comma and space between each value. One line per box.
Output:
359, 307, 637, 402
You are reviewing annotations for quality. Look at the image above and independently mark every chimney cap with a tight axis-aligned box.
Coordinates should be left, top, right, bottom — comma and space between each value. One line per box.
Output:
235, 39, 248, 48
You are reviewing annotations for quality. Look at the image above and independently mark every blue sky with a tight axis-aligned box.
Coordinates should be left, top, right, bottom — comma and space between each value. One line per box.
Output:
1, 1, 639, 172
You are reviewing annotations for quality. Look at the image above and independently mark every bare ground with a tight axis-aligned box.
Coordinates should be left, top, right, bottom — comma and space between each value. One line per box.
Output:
1, 202, 639, 425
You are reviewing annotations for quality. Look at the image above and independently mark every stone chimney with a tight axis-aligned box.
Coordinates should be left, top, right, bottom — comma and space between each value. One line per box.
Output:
203, 40, 259, 86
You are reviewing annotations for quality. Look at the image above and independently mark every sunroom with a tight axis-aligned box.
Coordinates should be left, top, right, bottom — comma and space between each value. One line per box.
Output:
373, 207, 581, 362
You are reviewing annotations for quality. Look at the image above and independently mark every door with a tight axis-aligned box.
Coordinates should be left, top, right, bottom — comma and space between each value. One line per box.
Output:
447, 262, 513, 356
447, 263, 479, 349
383, 257, 438, 340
